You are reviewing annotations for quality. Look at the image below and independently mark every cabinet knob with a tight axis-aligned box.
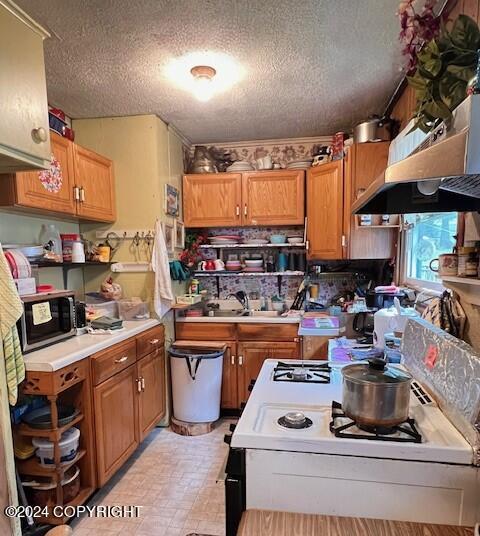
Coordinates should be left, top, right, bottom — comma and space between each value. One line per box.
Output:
149, 338, 159, 345
244, 204, 247, 216
79, 187, 85, 202
136, 378, 142, 393
238, 355, 243, 366
114, 356, 128, 364
231, 354, 235, 365
236, 205, 240, 217
32, 127, 48, 143
141, 377, 145, 390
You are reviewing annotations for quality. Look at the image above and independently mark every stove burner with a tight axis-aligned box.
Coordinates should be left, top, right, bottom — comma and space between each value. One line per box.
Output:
278, 411, 313, 429
273, 361, 331, 384
329, 401, 422, 443
291, 368, 309, 381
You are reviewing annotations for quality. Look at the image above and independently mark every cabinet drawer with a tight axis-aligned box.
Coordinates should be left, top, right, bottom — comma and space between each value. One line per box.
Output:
91, 339, 136, 385
175, 322, 236, 341
237, 323, 299, 341
136, 325, 165, 359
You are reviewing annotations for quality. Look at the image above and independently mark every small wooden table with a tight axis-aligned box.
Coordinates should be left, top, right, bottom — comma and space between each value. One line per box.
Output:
237, 510, 475, 536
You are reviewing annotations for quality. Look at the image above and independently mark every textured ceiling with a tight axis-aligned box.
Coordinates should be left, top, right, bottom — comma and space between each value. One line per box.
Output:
17, 0, 404, 143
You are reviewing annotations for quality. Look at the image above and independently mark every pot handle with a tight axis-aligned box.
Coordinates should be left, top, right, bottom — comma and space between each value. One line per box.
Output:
368, 357, 387, 370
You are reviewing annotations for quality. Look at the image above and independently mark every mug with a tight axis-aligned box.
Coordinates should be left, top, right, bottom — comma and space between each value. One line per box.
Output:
199, 260, 216, 271
214, 259, 225, 270
429, 253, 458, 277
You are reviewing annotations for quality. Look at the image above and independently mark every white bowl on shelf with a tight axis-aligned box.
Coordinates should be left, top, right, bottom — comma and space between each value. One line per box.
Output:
244, 259, 263, 267
287, 237, 304, 244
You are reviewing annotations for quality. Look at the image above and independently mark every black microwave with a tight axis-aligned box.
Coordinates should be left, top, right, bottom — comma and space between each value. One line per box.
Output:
18, 291, 76, 353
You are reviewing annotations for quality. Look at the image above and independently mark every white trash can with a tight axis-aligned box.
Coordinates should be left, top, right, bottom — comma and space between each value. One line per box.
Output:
170, 343, 225, 423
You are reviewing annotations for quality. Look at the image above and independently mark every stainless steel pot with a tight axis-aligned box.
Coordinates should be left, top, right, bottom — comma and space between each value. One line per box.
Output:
354, 116, 392, 143
341, 358, 412, 427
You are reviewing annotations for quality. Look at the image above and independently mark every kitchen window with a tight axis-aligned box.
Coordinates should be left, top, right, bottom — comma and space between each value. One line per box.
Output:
403, 212, 458, 290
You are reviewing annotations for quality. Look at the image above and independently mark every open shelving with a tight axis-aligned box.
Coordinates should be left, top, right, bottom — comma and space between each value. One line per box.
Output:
31, 261, 112, 287
199, 242, 306, 249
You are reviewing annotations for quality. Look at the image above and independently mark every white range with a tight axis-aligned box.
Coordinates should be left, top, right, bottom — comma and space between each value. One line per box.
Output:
227, 358, 480, 530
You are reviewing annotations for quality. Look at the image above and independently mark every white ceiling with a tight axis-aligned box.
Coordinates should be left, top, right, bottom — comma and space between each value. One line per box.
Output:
17, 0, 404, 143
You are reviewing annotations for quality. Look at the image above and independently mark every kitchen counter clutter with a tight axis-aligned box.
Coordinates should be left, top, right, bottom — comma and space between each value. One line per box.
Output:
23, 318, 159, 371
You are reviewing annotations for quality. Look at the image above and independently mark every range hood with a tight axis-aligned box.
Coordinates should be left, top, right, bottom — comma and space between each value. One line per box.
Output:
352, 94, 480, 215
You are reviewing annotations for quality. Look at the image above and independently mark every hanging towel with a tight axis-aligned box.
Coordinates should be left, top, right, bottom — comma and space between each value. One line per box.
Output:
151, 219, 174, 318
0, 244, 25, 405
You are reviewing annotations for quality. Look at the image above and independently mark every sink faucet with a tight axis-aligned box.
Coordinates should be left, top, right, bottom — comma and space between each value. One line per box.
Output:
228, 291, 249, 311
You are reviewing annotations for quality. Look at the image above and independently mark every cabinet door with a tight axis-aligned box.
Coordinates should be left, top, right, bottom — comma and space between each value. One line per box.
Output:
13, 132, 76, 214
345, 143, 396, 260
306, 161, 344, 260
237, 342, 299, 404
0, 5, 50, 171
241, 170, 304, 225
74, 144, 116, 222
137, 349, 166, 442
93, 365, 138, 486
221, 342, 238, 409
183, 173, 242, 227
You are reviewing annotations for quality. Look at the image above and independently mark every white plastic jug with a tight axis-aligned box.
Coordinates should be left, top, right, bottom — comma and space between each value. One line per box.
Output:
373, 308, 398, 349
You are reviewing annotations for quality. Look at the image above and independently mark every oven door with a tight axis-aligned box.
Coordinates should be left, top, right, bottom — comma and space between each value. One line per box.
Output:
19, 296, 75, 353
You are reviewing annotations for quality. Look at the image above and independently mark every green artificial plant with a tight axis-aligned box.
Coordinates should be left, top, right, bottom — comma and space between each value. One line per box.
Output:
408, 14, 480, 133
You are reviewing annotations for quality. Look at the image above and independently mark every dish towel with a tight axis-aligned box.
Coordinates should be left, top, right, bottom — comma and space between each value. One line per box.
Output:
0, 244, 25, 405
151, 219, 174, 319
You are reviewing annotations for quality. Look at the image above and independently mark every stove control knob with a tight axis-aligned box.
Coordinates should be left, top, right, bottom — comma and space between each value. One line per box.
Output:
229, 423, 236, 433
224, 434, 232, 445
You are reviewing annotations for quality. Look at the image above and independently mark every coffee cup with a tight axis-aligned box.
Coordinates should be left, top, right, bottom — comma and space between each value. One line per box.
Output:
429, 253, 458, 276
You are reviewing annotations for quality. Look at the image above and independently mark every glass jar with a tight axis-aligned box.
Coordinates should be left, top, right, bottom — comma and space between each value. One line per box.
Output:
457, 247, 478, 277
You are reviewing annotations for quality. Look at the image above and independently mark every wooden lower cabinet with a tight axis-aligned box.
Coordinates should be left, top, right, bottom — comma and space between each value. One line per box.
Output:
137, 349, 166, 441
221, 342, 238, 409
93, 364, 139, 487
237, 342, 300, 404
93, 327, 166, 486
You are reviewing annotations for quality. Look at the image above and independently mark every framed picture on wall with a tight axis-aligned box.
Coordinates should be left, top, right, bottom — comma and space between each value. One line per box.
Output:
164, 184, 179, 217
174, 220, 185, 249
162, 222, 174, 253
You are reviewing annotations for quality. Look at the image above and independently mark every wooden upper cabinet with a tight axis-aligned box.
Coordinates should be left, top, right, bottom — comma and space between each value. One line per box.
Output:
345, 142, 396, 260
2, 132, 76, 214
349, 142, 390, 203
306, 161, 345, 260
183, 173, 242, 227
241, 170, 304, 226
137, 349, 165, 442
0, 3, 50, 172
75, 144, 116, 222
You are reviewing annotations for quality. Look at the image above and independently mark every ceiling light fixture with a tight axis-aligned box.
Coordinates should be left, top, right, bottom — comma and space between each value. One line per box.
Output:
190, 65, 216, 102
164, 52, 244, 102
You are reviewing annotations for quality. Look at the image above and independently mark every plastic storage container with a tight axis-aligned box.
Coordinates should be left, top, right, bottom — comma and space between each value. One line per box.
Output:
117, 299, 150, 320
170, 343, 225, 423
32, 427, 80, 466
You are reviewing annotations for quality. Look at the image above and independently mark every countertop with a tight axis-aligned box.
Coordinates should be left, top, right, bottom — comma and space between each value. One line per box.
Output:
23, 318, 160, 372
175, 315, 302, 324
238, 510, 474, 536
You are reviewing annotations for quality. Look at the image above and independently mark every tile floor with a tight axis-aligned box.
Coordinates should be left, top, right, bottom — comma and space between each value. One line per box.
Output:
72, 419, 234, 536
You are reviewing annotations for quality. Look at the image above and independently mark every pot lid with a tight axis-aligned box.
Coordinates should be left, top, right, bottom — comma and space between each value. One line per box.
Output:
341, 358, 412, 385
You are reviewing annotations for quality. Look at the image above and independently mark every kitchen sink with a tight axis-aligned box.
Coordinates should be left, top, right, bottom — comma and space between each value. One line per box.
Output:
249, 310, 280, 317
207, 309, 249, 317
